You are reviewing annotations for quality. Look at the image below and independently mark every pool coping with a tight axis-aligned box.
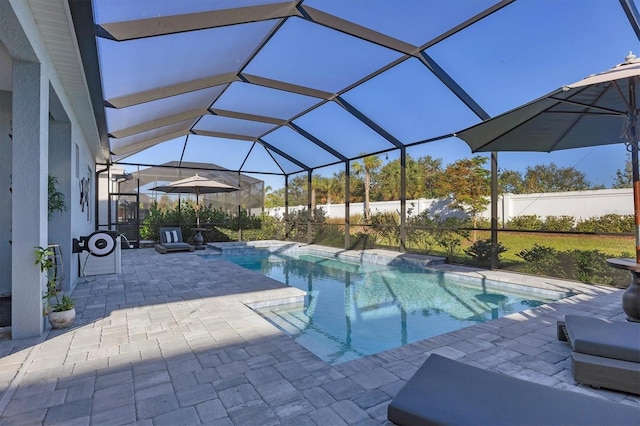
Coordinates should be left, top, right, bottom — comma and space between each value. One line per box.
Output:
205, 241, 609, 300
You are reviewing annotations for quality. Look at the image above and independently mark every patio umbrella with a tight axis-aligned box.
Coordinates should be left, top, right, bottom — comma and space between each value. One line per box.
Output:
150, 174, 239, 227
457, 52, 640, 262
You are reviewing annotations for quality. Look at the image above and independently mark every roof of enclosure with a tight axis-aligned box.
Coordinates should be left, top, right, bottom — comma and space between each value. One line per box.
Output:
120, 161, 263, 190
70, 0, 640, 177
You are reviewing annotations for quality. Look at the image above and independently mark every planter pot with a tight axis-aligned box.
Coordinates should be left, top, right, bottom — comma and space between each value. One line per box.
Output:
48, 308, 75, 329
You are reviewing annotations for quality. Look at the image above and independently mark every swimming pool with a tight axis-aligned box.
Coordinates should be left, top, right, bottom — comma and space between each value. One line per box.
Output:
211, 250, 564, 364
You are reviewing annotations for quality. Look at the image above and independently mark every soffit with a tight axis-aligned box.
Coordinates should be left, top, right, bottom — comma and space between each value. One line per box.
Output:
29, 0, 107, 161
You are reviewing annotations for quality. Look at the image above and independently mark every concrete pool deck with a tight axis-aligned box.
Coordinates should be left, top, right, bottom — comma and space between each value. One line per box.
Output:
0, 246, 637, 425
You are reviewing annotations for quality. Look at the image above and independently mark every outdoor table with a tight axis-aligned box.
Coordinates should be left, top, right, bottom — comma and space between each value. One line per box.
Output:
606, 258, 640, 322
191, 228, 208, 250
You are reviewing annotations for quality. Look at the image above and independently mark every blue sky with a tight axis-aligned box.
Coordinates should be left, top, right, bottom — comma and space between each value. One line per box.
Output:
107, 0, 639, 192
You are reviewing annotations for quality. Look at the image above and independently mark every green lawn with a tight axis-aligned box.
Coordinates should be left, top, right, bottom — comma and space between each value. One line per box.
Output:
224, 224, 634, 286
473, 231, 634, 261
400, 229, 633, 286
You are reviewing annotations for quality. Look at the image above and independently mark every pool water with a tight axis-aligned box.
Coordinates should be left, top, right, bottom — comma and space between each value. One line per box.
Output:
223, 252, 559, 364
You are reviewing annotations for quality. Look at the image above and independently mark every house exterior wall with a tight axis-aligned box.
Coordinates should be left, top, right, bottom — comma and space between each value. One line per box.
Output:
1, 0, 98, 337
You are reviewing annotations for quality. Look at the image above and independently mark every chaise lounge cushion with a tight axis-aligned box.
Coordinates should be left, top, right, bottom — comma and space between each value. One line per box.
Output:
560, 314, 640, 394
155, 227, 194, 254
387, 353, 639, 426
564, 314, 640, 362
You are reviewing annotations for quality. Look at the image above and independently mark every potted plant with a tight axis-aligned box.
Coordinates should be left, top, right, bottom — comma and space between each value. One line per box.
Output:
48, 174, 67, 218
1, 175, 68, 328
35, 245, 75, 328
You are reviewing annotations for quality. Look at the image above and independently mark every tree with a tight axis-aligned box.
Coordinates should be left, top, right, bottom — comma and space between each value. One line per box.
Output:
498, 169, 524, 194
352, 154, 383, 220
417, 155, 446, 198
521, 163, 592, 193
377, 159, 401, 201
442, 156, 491, 241
310, 174, 321, 213
286, 174, 308, 206
326, 172, 344, 204
377, 154, 441, 200
310, 174, 331, 218
264, 187, 284, 208
613, 155, 633, 188
323, 170, 347, 203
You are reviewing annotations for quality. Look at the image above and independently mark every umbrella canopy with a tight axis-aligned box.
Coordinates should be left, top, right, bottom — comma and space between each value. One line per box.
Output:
150, 174, 239, 227
459, 53, 639, 152
457, 52, 640, 262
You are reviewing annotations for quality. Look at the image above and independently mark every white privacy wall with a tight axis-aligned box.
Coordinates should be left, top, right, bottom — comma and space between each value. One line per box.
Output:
499, 189, 632, 223
268, 188, 633, 223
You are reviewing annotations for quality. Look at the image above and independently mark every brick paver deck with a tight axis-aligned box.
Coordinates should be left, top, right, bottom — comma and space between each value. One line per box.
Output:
0, 247, 637, 425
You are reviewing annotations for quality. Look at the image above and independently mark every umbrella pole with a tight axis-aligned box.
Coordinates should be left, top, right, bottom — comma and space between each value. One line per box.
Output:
196, 189, 200, 228
629, 80, 640, 264
633, 147, 640, 264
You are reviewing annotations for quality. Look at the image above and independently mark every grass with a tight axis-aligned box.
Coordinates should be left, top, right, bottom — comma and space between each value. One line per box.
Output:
472, 231, 634, 261
218, 223, 633, 286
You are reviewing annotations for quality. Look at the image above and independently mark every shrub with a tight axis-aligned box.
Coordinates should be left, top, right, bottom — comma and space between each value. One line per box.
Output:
369, 211, 400, 247
433, 217, 471, 261
506, 215, 543, 230
140, 202, 186, 241
515, 244, 564, 277
464, 239, 507, 265
406, 210, 437, 253
574, 214, 634, 233
142, 202, 264, 243
543, 215, 575, 232
285, 208, 327, 242
516, 244, 558, 263
474, 217, 491, 229
206, 227, 232, 242
515, 244, 629, 286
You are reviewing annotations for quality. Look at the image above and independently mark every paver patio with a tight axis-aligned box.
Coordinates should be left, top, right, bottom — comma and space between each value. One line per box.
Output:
0, 247, 637, 425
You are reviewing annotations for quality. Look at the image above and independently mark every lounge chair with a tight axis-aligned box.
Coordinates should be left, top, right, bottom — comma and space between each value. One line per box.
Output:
557, 314, 640, 394
387, 353, 639, 426
154, 227, 194, 254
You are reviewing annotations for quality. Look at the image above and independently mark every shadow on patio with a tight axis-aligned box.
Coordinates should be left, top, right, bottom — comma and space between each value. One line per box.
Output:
0, 248, 637, 425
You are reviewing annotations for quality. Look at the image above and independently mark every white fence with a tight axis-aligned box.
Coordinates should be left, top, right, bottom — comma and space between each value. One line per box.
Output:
264, 188, 633, 225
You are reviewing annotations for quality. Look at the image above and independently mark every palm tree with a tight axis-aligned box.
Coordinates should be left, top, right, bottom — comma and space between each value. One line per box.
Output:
310, 174, 324, 217
352, 154, 383, 220
327, 173, 343, 204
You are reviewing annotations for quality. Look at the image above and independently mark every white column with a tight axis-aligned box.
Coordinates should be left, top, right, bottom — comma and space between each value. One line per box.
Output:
12, 60, 48, 338
0, 91, 12, 297
49, 120, 71, 292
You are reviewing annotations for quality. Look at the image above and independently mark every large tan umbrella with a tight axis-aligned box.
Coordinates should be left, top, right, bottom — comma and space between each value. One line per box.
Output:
150, 174, 239, 227
457, 52, 640, 321
458, 52, 640, 259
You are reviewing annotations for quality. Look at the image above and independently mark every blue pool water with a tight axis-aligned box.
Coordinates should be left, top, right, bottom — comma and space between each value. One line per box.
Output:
217, 251, 561, 364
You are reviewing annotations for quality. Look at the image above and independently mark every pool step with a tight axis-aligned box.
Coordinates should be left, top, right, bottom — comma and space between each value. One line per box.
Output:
206, 241, 300, 256
206, 242, 266, 256
257, 303, 309, 336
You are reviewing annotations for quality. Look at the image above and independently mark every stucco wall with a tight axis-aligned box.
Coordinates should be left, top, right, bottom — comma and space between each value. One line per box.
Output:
269, 188, 633, 223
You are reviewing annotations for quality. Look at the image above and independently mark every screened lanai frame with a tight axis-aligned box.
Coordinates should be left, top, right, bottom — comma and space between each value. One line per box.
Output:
69, 0, 640, 265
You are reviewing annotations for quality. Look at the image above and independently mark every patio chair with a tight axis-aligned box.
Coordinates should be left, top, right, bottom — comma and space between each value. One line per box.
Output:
557, 314, 640, 394
387, 353, 639, 426
154, 227, 194, 254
